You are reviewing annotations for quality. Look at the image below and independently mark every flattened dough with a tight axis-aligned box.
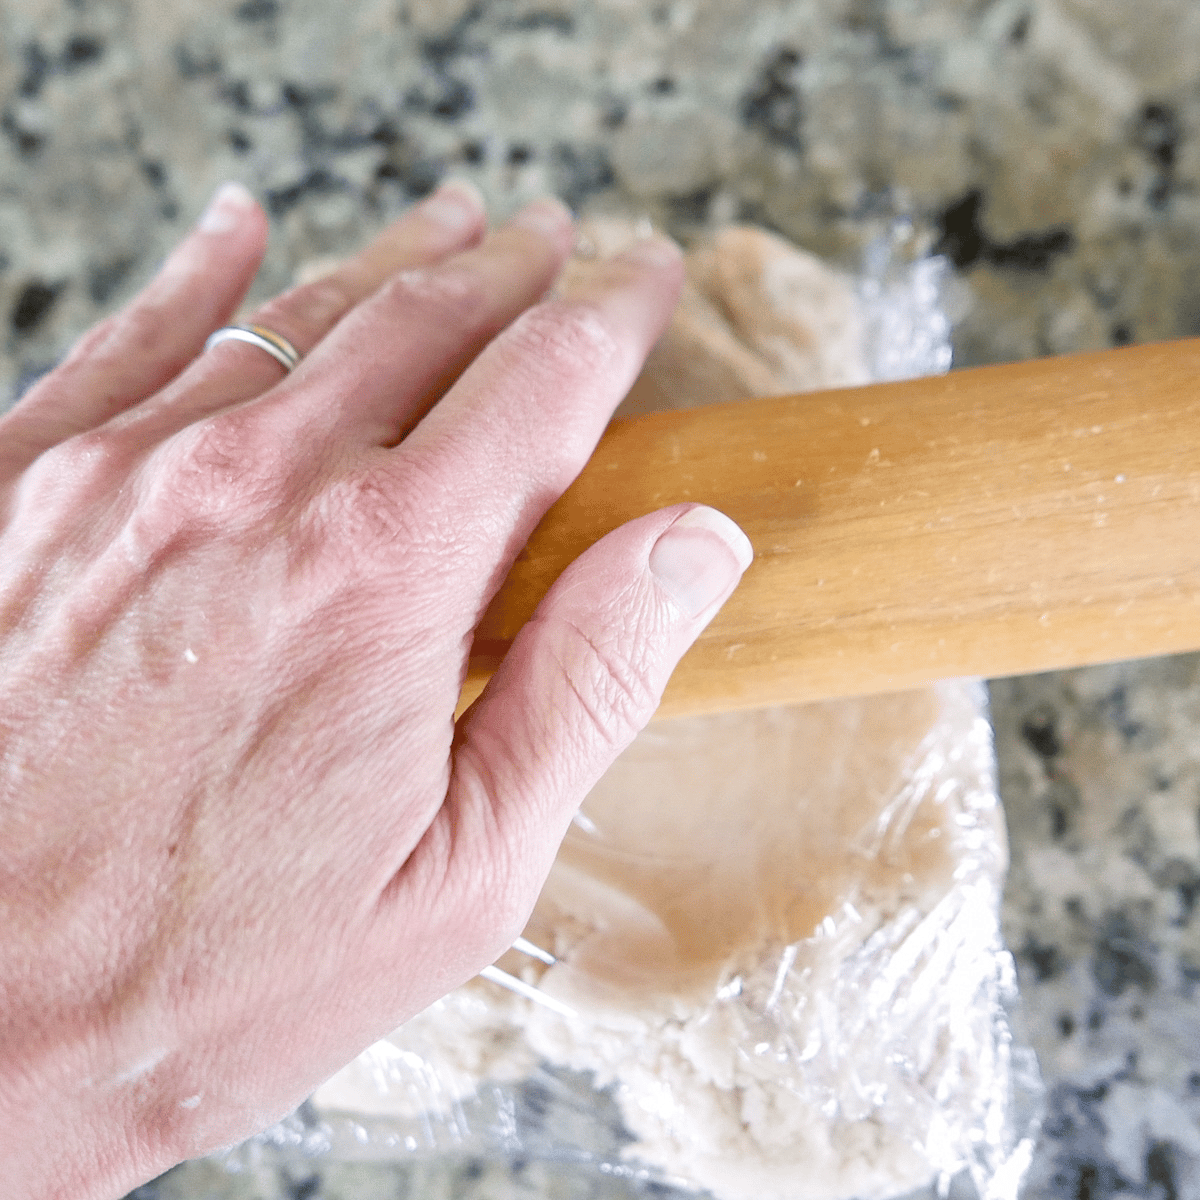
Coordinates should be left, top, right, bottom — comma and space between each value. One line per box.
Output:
316, 224, 1012, 1200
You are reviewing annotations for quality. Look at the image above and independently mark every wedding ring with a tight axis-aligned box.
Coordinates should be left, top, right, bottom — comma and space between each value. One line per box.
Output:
204, 324, 302, 372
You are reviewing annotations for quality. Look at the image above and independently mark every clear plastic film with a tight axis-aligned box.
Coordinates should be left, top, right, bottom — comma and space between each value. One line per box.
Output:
231, 222, 1043, 1199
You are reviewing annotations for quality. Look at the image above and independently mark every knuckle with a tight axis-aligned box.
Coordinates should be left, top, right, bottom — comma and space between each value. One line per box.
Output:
62, 313, 121, 363
551, 615, 658, 749
143, 412, 287, 533
16, 428, 130, 513
378, 263, 488, 326
322, 469, 415, 549
263, 275, 354, 336
66, 299, 166, 366
314, 463, 451, 567
493, 303, 624, 492
114, 298, 171, 358
505, 301, 619, 384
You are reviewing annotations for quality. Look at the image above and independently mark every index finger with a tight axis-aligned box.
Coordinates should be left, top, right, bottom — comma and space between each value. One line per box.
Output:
394, 234, 686, 574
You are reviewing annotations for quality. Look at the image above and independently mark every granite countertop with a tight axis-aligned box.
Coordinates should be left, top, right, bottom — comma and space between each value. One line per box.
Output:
2, 1, 1199, 1198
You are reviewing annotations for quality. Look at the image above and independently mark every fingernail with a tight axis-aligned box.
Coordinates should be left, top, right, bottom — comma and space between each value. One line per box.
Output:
197, 181, 257, 234
418, 179, 485, 232
649, 507, 753, 619
510, 195, 574, 238
619, 233, 683, 268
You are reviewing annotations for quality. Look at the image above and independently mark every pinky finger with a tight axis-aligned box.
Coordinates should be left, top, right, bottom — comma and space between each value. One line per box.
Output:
0, 182, 267, 474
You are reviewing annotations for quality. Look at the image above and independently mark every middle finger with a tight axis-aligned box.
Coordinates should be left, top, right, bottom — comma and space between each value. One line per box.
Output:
238, 195, 579, 452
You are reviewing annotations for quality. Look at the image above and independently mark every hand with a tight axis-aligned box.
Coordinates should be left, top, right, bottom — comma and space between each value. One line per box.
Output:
0, 180, 752, 1199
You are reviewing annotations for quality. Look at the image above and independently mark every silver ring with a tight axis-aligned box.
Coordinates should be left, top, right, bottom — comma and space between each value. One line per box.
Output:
204, 324, 301, 372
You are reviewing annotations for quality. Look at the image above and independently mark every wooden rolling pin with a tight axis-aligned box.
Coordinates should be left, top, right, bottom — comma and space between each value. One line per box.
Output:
461, 339, 1200, 719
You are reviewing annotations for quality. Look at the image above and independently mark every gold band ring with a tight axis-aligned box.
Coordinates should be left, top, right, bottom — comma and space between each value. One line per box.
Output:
204, 324, 301, 372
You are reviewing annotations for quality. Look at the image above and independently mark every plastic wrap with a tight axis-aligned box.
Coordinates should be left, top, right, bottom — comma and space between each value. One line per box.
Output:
231, 223, 1042, 1199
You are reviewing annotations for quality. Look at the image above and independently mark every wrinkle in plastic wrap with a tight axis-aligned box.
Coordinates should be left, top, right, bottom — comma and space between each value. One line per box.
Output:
237, 224, 1043, 1200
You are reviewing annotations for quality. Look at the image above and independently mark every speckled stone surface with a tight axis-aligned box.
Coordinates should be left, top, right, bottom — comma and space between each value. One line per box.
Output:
992, 656, 1200, 1200
3, 2, 1199, 1198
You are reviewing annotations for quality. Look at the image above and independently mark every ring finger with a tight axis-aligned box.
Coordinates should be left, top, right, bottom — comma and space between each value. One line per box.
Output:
117, 179, 491, 440
0, 180, 488, 483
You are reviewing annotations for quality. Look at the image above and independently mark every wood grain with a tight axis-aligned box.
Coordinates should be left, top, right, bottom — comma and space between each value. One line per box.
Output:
460, 339, 1200, 719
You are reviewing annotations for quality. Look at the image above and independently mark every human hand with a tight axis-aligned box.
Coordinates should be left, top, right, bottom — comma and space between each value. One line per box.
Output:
0, 181, 752, 1199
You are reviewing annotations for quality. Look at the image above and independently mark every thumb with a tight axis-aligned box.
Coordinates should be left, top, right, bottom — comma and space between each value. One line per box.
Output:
449, 503, 753, 875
